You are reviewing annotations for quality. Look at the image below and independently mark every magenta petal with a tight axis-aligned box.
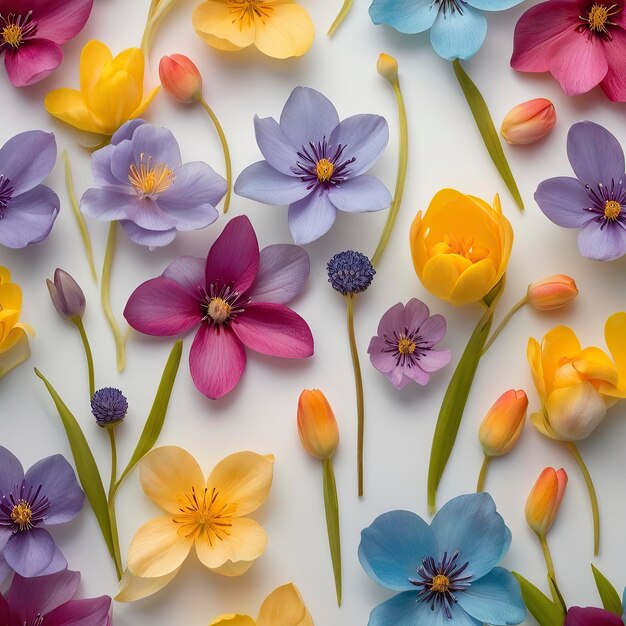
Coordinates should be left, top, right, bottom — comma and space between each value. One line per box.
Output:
600, 29, 626, 102
45, 596, 112, 626
31, 0, 93, 43
564, 607, 624, 626
162, 256, 206, 296
189, 325, 246, 399
0, 592, 9, 622
3, 40, 63, 87
8, 570, 79, 617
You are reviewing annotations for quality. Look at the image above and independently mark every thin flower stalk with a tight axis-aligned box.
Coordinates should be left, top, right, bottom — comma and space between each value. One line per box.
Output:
328, 0, 354, 36
141, 0, 179, 58
107, 427, 123, 580
323, 457, 342, 605
476, 456, 490, 493
75, 318, 95, 398
482, 294, 528, 355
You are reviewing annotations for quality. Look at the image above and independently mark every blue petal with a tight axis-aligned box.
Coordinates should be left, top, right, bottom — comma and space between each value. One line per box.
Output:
287, 190, 337, 245
368, 592, 426, 626
430, 493, 510, 581
254, 115, 299, 175
235, 161, 310, 205
328, 175, 391, 213
358, 510, 438, 592
429, 4, 487, 61
466, 0, 525, 10
369, 0, 438, 34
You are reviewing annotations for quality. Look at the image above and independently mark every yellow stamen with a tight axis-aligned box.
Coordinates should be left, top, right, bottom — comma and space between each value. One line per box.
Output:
227, 0, 273, 24
398, 337, 416, 355
207, 297, 231, 324
431, 574, 450, 593
438, 234, 490, 264
604, 199, 621, 220
2, 24, 23, 48
583, 4, 621, 32
316, 158, 335, 182
11, 501, 32, 531
128, 154, 175, 197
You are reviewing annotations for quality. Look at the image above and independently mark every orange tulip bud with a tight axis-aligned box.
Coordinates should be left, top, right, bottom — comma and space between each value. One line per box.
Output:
501, 98, 556, 145
525, 467, 568, 538
527, 275, 578, 311
377, 53, 398, 82
297, 389, 340, 460
158, 54, 202, 104
479, 389, 528, 457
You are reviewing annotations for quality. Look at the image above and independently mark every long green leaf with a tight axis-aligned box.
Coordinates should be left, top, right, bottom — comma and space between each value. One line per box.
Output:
591, 564, 623, 615
34, 368, 114, 558
452, 59, 524, 211
513, 572, 565, 626
323, 458, 342, 607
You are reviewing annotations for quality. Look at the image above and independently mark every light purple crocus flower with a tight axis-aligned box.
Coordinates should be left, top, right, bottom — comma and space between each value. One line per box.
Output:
0, 569, 112, 626
535, 121, 626, 261
81, 119, 227, 248
368, 298, 452, 389
0, 130, 59, 249
0, 446, 84, 578
235, 86, 392, 245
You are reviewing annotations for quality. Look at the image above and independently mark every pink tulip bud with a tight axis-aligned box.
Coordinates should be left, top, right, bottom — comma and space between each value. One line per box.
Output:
501, 98, 556, 145
47, 268, 86, 321
158, 54, 202, 104
527, 275, 578, 311
525, 467, 568, 538
479, 389, 528, 457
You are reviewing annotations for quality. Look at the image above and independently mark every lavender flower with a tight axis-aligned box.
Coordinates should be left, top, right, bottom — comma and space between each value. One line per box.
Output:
368, 298, 452, 389
235, 87, 392, 244
91, 387, 128, 427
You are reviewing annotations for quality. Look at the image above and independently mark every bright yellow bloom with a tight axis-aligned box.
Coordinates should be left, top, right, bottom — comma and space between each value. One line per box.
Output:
409, 189, 513, 306
192, 0, 314, 59
44, 40, 160, 136
209, 583, 314, 626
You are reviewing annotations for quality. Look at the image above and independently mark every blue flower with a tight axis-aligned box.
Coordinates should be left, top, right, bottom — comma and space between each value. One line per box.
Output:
358, 493, 526, 625
369, 0, 525, 61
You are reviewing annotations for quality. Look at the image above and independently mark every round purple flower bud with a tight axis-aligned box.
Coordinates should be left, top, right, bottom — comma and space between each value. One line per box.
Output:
91, 388, 128, 427
47, 268, 86, 321
327, 251, 375, 296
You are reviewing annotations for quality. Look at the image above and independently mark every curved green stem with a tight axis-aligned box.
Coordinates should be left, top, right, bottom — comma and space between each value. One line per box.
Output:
198, 96, 232, 213
327, 0, 354, 36
323, 458, 342, 606
141, 0, 178, 57
74, 318, 95, 398
481, 295, 528, 355
476, 455, 490, 493
106, 428, 123, 580
539, 535, 566, 608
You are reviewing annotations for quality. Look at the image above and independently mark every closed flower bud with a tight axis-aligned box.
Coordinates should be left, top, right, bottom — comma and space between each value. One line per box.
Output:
525, 467, 567, 538
91, 387, 128, 428
479, 389, 528, 457
501, 98, 556, 145
297, 389, 339, 460
159, 54, 202, 104
377, 53, 398, 82
527, 274, 578, 311
46, 268, 86, 321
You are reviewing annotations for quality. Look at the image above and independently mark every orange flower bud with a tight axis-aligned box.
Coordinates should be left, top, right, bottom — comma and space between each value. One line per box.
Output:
297, 389, 339, 460
158, 54, 202, 104
525, 467, 568, 538
478, 389, 528, 457
377, 53, 398, 82
527, 275, 578, 311
501, 98, 556, 145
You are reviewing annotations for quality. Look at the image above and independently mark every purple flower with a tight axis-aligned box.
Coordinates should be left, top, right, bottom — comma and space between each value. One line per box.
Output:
47, 268, 86, 321
368, 298, 452, 389
234, 86, 392, 245
0, 130, 59, 249
0, 446, 84, 578
535, 121, 626, 261
0, 569, 111, 626
564, 607, 624, 626
81, 119, 227, 248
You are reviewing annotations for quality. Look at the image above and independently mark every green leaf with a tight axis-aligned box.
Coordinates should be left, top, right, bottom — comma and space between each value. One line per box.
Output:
34, 368, 114, 558
452, 59, 524, 211
591, 564, 623, 615
513, 572, 565, 626
323, 458, 342, 607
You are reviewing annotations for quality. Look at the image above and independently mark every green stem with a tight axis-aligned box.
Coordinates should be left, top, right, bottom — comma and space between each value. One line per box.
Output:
323, 458, 342, 607
141, 0, 178, 56
539, 536, 556, 585
476, 455, 490, 493
327, 0, 354, 36
107, 428, 123, 580
74, 318, 95, 398
481, 294, 528, 355
101, 222, 126, 373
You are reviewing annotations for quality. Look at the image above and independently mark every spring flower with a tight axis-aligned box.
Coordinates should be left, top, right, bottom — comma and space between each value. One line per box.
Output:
527, 275, 578, 311
47, 269, 85, 321
0, 0, 93, 87
0, 446, 84, 578
192, 0, 314, 59
359, 493, 526, 625
159, 54, 202, 103
526, 468, 568, 538
44, 40, 159, 137
501, 98, 557, 145
81, 119, 226, 248
410, 189, 513, 306
479, 389, 528, 457
511, 1, 626, 101
565, 607, 625, 625
535, 122, 626, 261
298, 389, 339, 460
91, 388, 128, 428
377, 53, 398, 82
235, 87, 391, 245
124, 215, 313, 399
327, 251, 375, 296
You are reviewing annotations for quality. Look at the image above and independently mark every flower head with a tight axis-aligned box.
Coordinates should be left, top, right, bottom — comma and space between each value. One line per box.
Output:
159, 54, 202, 104
297, 389, 340, 460
525, 467, 568, 538
327, 251, 375, 296
479, 389, 528, 457
527, 275, 578, 311
368, 298, 452, 389
81, 119, 226, 248
565, 607, 625, 625
47, 268, 86, 321
235, 87, 391, 244
501, 98, 556, 145
377, 53, 398, 82
359, 493, 526, 625
91, 387, 128, 428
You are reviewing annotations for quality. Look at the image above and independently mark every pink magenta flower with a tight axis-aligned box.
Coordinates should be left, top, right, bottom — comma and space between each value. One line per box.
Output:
511, 1, 626, 101
124, 215, 314, 399
0, 0, 94, 87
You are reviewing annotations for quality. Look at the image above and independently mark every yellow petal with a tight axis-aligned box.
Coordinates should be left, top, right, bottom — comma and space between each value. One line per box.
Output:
447, 258, 498, 306
44, 88, 105, 134
0, 325, 27, 353
546, 382, 607, 441
257, 583, 313, 626
0, 267, 11, 284
210, 615, 256, 626
196, 32, 246, 52
572, 354, 618, 387
0, 282, 21, 311
254, 4, 314, 59
80, 40, 112, 107
527, 337, 546, 403
541, 326, 581, 394
606, 312, 626, 388
193, 1, 256, 49
111, 47, 145, 89
530, 410, 557, 440
0, 329, 29, 378
115, 567, 181, 603
420, 253, 471, 303
90, 70, 141, 134
130, 85, 161, 121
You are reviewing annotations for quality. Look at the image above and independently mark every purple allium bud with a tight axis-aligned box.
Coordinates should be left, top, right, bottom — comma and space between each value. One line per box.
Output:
327, 251, 375, 296
46, 268, 86, 321
91, 388, 128, 427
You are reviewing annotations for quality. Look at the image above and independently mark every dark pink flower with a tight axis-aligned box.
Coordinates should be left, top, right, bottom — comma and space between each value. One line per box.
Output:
0, 0, 93, 87
564, 606, 624, 625
124, 215, 314, 399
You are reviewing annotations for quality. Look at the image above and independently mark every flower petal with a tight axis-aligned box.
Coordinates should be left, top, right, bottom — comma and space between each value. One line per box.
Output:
565, 607, 625, 626
253, 115, 299, 174
253, 3, 314, 59
288, 191, 337, 245
368, 336, 397, 375
4, 528, 56, 578
3, 40, 63, 87
605, 312, 626, 392
130, 124, 182, 170
600, 28, 626, 102
577, 218, 626, 261
31, 0, 93, 43
119, 221, 177, 248
115, 568, 181, 603
7, 570, 80, 618
192, 1, 256, 49
45, 596, 112, 626
44, 88, 104, 135
417, 312, 447, 345
79, 188, 135, 222
466, 0, 524, 9
419, 349, 452, 373
210, 615, 256, 626
0, 329, 30, 378
369, 0, 437, 34
162, 256, 206, 296
256, 583, 313, 626
328, 175, 391, 213
0, 446, 24, 497
235, 161, 310, 205
430, 5, 487, 61
534, 176, 592, 228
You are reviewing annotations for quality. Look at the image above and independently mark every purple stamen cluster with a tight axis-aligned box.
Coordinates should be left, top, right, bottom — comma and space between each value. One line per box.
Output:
0, 482, 51, 532
91, 387, 128, 427
327, 251, 375, 296
583, 178, 626, 229
291, 137, 356, 190
0, 175, 14, 217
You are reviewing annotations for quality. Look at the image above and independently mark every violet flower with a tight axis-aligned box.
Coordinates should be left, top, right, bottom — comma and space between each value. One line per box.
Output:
81, 119, 227, 248
535, 121, 626, 261
124, 215, 314, 399
368, 298, 452, 389
0, 446, 84, 578
0, 130, 59, 249
235, 86, 392, 245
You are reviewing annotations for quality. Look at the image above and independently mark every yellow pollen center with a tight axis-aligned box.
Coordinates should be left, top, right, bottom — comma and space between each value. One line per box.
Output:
604, 199, 621, 220
2, 24, 23, 48
316, 158, 335, 182
11, 501, 32, 530
207, 297, 231, 324
585, 4, 621, 32
431, 234, 490, 264
128, 154, 175, 197
227, 0, 273, 24
431, 574, 450, 593
398, 337, 416, 354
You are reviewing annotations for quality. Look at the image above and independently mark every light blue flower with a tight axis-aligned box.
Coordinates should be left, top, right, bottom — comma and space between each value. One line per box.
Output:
369, 0, 526, 61
358, 493, 526, 625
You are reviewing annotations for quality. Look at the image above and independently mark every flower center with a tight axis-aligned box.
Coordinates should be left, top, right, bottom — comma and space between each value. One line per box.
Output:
2, 23, 21, 47
579, 3, 622, 36
202, 284, 249, 326
10, 500, 32, 530
397, 337, 416, 354
227, 0, 273, 23
207, 297, 232, 324
604, 199, 621, 220
316, 158, 335, 182
128, 154, 175, 197
431, 574, 450, 593
432, 234, 489, 264
0, 12, 37, 49
434, 0, 466, 15
0, 175, 14, 218
292, 138, 356, 190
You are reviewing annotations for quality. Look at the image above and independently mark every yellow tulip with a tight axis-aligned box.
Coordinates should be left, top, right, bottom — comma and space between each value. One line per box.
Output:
409, 189, 513, 306
44, 40, 160, 136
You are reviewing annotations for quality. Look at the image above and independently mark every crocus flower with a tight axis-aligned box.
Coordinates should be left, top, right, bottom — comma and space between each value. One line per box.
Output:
501, 98, 557, 145
81, 119, 226, 248
0, 446, 84, 578
511, 1, 626, 101
235, 87, 392, 245
0, 0, 93, 87
535, 122, 626, 261
124, 215, 313, 399
359, 492, 526, 625
565, 607, 625, 625
0, 569, 111, 625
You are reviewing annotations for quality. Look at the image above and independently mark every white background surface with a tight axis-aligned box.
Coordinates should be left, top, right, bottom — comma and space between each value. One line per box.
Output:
2, 0, 626, 624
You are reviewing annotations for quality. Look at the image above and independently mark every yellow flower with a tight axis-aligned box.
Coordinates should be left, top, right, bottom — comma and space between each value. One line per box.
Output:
192, 0, 314, 59
527, 313, 626, 441
117, 446, 273, 602
44, 40, 160, 136
409, 189, 513, 306
209, 583, 314, 626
